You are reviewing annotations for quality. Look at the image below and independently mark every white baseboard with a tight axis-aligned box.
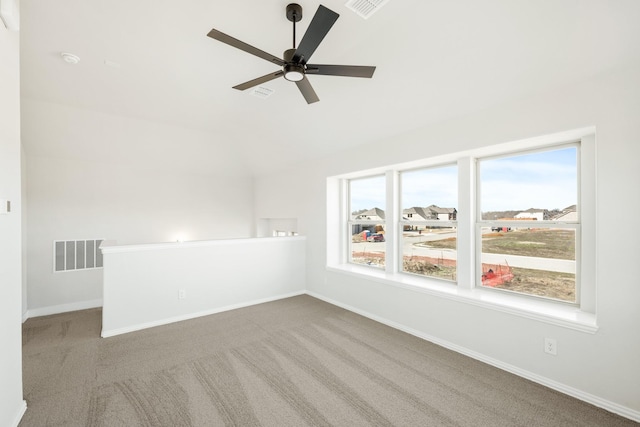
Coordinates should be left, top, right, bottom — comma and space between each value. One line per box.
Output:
24, 299, 103, 321
10, 400, 27, 427
101, 290, 306, 338
306, 291, 640, 424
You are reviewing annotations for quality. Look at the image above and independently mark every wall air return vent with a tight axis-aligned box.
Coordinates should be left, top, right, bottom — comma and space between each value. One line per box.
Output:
54, 239, 104, 272
345, 0, 390, 19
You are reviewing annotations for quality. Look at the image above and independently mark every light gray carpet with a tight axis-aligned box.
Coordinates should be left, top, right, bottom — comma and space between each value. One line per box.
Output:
21, 295, 636, 426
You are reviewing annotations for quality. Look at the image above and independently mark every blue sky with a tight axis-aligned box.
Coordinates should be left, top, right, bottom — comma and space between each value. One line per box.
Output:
402, 165, 458, 209
350, 147, 577, 213
350, 175, 386, 212
480, 147, 577, 211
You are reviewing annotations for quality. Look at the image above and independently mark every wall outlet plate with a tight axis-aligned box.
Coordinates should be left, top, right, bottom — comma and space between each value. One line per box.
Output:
544, 337, 557, 355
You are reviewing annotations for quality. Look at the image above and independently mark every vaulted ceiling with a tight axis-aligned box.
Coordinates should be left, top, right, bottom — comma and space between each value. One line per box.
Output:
19, 0, 640, 175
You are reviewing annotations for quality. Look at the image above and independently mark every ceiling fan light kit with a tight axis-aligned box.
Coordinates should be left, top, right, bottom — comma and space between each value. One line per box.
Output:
207, 3, 376, 104
283, 49, 305, 82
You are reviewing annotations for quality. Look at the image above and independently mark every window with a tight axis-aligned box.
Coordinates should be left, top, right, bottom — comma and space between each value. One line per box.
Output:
478, 146, 578, 303
329, 128, 596, 330
348, 175, 386, 268
400, 165, 458, 281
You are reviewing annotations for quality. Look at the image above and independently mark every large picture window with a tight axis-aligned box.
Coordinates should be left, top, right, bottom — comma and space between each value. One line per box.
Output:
329, 129, 595, 329
400, 165, 458, 281
348, 175, 386, 268
478, 146, 578, 303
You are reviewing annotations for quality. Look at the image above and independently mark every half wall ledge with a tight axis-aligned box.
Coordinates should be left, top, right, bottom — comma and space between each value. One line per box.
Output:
100, 236, 306, 337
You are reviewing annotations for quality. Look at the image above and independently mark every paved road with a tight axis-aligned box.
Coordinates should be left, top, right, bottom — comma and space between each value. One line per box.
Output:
352, 230, 575, 274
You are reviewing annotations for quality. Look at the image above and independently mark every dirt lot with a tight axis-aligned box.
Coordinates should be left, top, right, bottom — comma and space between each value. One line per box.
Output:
351, 253, 457, 281
423, 229, 576, 302
425, 229, 575, 260
494, 266, 575, 302
352, 229, 576, 302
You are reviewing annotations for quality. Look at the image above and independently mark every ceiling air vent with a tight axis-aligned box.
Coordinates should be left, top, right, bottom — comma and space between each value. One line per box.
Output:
345, 0, 390, 19
251, 86, 275, 99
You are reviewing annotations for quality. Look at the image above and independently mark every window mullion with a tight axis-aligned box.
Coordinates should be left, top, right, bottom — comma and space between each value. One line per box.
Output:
385, 170, 399, 273
458, 156, 474, 290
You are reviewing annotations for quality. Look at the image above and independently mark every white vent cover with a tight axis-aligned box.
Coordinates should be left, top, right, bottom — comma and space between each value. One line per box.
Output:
54, 239, 104, 272
345, 0, 390, 19
251, 86, 275, 99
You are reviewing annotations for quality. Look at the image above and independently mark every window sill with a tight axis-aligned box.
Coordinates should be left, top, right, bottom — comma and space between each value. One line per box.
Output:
326, 264, 598, 334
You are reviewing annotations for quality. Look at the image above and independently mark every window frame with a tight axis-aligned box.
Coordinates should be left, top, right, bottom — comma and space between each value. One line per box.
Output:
475, 143, 581, 305
347, 174, 388, 269
398, 164, 459, 282
327, 128, 597, 332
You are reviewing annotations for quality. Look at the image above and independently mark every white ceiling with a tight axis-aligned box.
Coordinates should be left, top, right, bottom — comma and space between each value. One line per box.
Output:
19, 0, 640, 175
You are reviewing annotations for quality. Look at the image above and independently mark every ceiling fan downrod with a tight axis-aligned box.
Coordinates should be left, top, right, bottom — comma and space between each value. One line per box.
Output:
286, 3, 303, 49
284, 3, 305, 81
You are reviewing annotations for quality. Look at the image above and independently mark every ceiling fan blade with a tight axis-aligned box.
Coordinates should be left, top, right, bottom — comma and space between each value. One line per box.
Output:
295, 77, 320, 104
207, 28, 285, 67
292, 5, 339, 64
233, 71, 284, 91
305, 64, 376, 78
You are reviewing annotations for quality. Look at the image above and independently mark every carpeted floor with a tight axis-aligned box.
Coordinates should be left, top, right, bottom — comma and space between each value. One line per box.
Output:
20, 295, 636, 426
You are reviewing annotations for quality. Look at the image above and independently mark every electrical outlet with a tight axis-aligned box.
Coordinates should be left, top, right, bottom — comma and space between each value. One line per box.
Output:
178, 289, 186, 300
544, 338, 557, 355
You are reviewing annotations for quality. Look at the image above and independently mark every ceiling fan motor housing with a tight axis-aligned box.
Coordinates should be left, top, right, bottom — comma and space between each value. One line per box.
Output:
283, 48, 296, 63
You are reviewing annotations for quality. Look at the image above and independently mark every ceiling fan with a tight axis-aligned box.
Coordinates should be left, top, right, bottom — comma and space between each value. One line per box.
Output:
207, 3, 376, 104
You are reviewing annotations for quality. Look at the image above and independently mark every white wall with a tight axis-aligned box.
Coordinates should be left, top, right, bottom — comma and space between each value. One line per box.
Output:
254, 60, 640, 420
21, 143, 27, 318
22, 101, 255, 315
101, 237, 306, 336
0, 24, 26, 427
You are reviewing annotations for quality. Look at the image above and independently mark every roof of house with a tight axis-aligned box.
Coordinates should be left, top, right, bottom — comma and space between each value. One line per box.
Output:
427, 205, 457, 214
403, 207, 430, 219
358, 208, 385, 220
519, 208, 548, 213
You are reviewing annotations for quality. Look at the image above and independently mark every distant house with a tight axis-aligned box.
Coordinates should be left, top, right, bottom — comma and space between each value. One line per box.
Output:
402, 207, 430, 222
426, 205, 457, 221
354, 207, 385, 222
552, 205, 578, 221
515, 208, 549, 221
352, 208, 385, 235
402, 205, 457, 222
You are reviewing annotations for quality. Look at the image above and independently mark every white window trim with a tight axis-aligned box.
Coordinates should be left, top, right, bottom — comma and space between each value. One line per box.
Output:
327, 127, 597, 333
475, 142, 582, 307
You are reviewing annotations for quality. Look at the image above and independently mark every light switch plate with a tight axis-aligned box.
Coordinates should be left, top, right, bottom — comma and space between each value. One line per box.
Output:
0, 199, 10, 214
